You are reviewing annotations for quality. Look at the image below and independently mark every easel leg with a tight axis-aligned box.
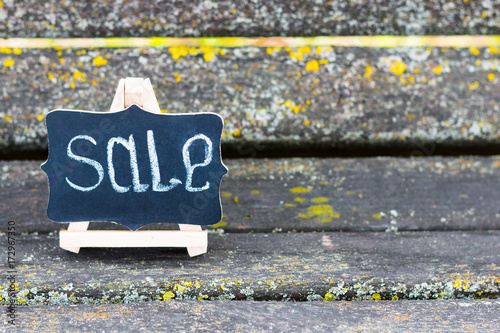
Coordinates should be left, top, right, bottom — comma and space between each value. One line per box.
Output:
179, 224, 207, 257
60, 222, 90, 253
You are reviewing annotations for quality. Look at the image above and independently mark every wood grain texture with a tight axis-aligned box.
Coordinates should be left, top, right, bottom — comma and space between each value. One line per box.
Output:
8, 300, 500, 332
0, 231, 499, 304
1, 47, 499, 157
0, 0, 499, 38
1, 157, 499, 233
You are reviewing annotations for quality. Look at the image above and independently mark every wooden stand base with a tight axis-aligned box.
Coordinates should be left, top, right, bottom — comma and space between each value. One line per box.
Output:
60, 227, 207, 257
59, 78, 208, 257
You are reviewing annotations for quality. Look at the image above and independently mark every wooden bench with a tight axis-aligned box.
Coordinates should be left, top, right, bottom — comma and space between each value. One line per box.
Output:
1, 0, 499, 330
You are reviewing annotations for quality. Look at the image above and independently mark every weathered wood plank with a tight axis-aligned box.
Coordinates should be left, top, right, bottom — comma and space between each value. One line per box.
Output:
7, 300, 500, 332
1, 157, 499, 233
0, 232, 499, 304
1, 47, 499, 156
0, 0, 499, 38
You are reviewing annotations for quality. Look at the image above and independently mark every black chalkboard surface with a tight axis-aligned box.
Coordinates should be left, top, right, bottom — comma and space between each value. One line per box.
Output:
41, 105, 227, 230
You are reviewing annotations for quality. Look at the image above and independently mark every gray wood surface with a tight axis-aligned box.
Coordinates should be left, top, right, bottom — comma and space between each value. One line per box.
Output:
1, 231, 499, 305
1, 47, 499, 157
4, 300, 499, 332
2, 2, 499, 329
2, 157, 499, 233
0, 0, 498, 38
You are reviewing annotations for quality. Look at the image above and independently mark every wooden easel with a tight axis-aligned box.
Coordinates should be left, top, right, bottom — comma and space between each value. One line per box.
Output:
59, 78, 208, 257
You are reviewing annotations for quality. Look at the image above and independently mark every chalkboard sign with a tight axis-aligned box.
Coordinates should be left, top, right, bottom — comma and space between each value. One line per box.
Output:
41, 105, 228, 231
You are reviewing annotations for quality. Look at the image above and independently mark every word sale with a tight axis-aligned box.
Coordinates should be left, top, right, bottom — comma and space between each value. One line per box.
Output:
65, 131, 213, 193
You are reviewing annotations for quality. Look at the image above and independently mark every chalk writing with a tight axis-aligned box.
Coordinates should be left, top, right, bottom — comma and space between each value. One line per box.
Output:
41, 105, 227, 230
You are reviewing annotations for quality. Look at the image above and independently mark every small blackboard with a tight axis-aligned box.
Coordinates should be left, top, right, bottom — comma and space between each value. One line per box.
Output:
41, 105, 227, 231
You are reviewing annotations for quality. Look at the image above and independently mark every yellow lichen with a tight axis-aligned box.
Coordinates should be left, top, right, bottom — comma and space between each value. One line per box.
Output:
281, 100, 302, 114
323, 292, 334, 301
266, 47, 282, 55
169, 46, 199, 59
289, 51, 303, 61
173, 284, 185, 291
433, 65, 443, 75
72, 70, 85, 80
251, 190, 260, 194
372, 293, 381, 301
221, 193, 233, 197
311, 197, 329, 204
488, 73, 495, 81
390, 61, 406, 75
92, 55, 107, 66
202, 50, 215, 62
284, 203, 297, 207
3, 59, 15, 67
294, 197, 306, 204
233, 197, 239, 203
305, 60, 319, 71
468, 81, 479, 90
37, 115, 44, 121
162, 291, 175, 300
232, 129, 241, 137
372, 213, 382, 219
298, 46, 311, 54
290, 186, 312, 193
298, 205, 340, 223
210, 221, 227, 228
364, 64, 373, 79
469, 47, 480, 56
197, 47, 225, 62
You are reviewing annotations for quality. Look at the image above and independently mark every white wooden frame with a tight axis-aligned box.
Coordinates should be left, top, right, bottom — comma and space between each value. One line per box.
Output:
59, 78, 208, 257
